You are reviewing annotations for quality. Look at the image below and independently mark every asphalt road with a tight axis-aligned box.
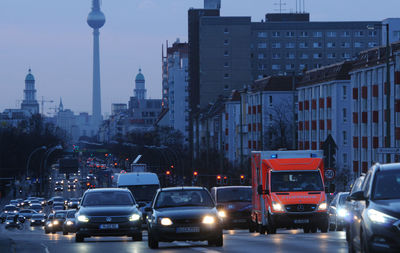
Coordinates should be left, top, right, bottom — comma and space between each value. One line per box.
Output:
0, 224, 348, 253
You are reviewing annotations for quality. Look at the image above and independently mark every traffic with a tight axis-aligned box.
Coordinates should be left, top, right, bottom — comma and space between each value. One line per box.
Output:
0, 150, 399, 252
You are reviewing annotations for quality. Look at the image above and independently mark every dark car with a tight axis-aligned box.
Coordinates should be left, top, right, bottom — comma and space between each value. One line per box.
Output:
48, 197, 64, 206
10, 200, 19, 206
44, 213, 55, 234
210, 186, 252, 229
52, 210, 68, 232
348, 163, 400, 253
328, 192, 349, 231
19, 209, 37, 220
5, 215, 22, 229
345, 174, 366, 241
62, 209, 77, 235
67, 198, 80, 209
146, 187, 223, 249
30, 213, 46, 226
75, 188, 143, 242
30, 204, 43, 213
3, 205, 19, 215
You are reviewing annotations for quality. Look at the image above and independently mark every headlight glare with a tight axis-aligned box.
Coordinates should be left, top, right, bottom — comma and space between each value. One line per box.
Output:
218, 210, 226, 218
318, 202, 327, 211
160, 217, 173, 226
66, 220, 73, 226
272, 201, 284, 212
202, 215, 215, 224
129, 214, 141, 221
337, 208, 348, 217
53, 220, 59, 225
77, 215, 89, 222
368, 209, 397, 224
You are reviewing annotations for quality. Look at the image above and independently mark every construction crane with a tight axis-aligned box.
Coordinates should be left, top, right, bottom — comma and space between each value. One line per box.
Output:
39, 96, 54, 116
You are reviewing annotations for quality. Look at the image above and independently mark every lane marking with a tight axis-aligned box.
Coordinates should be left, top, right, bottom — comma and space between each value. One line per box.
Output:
172, 242, 221, 253
41, 243, 50, 253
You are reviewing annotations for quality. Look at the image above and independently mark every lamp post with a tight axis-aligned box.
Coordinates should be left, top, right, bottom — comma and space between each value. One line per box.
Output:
41, 145, 63, 195
26, 146, 47, 180
368, 23, 391, 163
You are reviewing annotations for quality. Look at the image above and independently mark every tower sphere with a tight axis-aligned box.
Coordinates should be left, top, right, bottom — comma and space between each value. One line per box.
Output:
87, 10, 105, 29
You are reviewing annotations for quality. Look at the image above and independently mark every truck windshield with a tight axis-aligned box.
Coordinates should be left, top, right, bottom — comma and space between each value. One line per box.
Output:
271, 171, 323, 192
217, 188, 251, 203
127, 185, 159, 202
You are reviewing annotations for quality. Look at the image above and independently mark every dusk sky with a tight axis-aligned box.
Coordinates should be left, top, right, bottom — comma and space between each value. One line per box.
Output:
0, 0, 399, 117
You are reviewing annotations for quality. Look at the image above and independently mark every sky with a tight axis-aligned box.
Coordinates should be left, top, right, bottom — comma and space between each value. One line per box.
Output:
0, 0, 399, 117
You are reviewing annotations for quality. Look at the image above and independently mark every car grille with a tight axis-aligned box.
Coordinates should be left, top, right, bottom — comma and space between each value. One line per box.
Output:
285, 204, 317, 212
89, 216, 129, 223
173, 218, 201, 225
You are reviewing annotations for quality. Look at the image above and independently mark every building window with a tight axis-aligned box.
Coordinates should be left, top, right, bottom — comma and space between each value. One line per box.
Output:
224, 50, 229, 56
224, 39, 229, 45
272, 53, 280, 59
257, 31, 267, 38
327, 42, 336, 48
286, 42, 295, 48
272, 64, 280, 70
224, 62, 229, 67
314, 63, 322, 68
343, 86, 347, 99
313, 31, 322, 37
327, 53, 336, 59
286, 31, 295, 37
224, 28, 229, 34
342, 31, 350, 37
300, 31, 308, 37
299, 64, 307, 70
342, 53, 351, 59
300, 53, 309, 59
272, 43, 281, 48
354, 42, 363, 48
258, 43, 267, 49
343, 131, 347, 144
286, 64, 294, 70
313, 53, 322, 59
343, 108, 347, 122
343, 153, 348, 164
272, 31, 280, 37
224, 73, 230, 79
368, 42, 378, 48
269, 96, 273, 105
313, 42, 322, 48
299, 42, 308, 48
368, 30, 377, 37
224, 84, 229, 90
355, 31, 364, 37
258, 53, 265, 59
258, 63, 266, 70
341, 42, 350, 48
327, 31, 337, 37
287, 53, 295, 59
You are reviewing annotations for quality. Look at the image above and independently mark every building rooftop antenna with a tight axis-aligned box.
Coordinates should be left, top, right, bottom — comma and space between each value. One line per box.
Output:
274, 0, 287, 13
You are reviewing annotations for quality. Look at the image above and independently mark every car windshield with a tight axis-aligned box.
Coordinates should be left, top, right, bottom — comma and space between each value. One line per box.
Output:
338, 194, 349, 205
373, 169, 400, 200
67, 211, 76, 218
32, 214, 44, 218
217, 188, 251, 203
126, 184, 159, 202
271, 171, 324, 192
4, 206, 17, 211
55, 212, 66, 218
82, 191, 135, 206
155, 190, 214, 208
54, 197, 63, 202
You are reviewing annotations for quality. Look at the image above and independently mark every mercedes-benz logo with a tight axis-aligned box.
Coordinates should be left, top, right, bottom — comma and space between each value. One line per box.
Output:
106, 217, 112, 222
297, 204, 304, 211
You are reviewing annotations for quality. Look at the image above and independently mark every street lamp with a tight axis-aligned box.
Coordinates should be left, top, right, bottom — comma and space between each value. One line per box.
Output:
26, 146, 47, 180
368, 23, 391, 163
41, 145, 63, 195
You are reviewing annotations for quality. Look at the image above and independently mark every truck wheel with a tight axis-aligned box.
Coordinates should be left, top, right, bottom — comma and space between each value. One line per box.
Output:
258, 224, 266, 235
249, 220, 256, 233
303, 227, 310, 233
267, 216, 276, 234
75, 234, 84, 242
311, 226, 317, 233
132, 232, 142, 241
148, 232, 159, 249
320, 220, 329, 233
208, 232, 223, 247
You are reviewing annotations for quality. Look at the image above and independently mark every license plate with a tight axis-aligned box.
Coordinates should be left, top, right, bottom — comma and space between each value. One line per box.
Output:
176, 227, 200, 233
99, 224, 119, 229
294, 219, 309, 224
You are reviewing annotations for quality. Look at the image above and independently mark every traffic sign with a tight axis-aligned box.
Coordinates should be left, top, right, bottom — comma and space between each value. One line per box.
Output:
377, 148, 400, 154
324, 168, 336, 180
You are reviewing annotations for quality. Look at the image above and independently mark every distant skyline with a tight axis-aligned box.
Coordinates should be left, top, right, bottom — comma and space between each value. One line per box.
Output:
0, 0, 399, 116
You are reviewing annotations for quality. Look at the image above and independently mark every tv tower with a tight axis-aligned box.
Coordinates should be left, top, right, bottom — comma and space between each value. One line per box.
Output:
87, 0, 105, 126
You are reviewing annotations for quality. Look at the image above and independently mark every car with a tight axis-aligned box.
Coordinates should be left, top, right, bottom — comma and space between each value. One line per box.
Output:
0, 212, 7, 223
16, 198, 24, 207
19, 209, 38, 219
75, 188, 143, 242
4, 215, 22, 229
348, 163, 400, 253
10, 200, 19, 206
62, 209, 77, 235
2, 205, 19, 215
29, 200, 40, 206
36, 197, 46, 206
44, 214, 55, 234
47, 196, 64, 206
146, 187, 223, 249
67, 198, 80, 209
328, 192, 350, 231
30, 213, 46, 226
210, 186, 252, 229
52, 210, 68, 232
55, 186, 63, 191
30, 204, 43, 213
345, 174, 366, 241
52, 205, 65, 213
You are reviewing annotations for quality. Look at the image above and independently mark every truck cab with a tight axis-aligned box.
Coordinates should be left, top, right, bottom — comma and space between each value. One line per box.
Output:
251, 150, 333, 234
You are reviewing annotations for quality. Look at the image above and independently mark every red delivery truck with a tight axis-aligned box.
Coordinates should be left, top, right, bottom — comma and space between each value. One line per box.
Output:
250, 150, 335, 234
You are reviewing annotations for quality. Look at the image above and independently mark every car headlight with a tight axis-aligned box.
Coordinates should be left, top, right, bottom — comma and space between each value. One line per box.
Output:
367, 209, 397, 224
53, 220, 59, 225
337, 208, 348, 217
218, 210, 226, 218
202, 215, 215, 224
160, 217, 173, 226
13, 210, 17, 213
272, 201, 284, 212
6, 222, 9, 224
42, 219, 45, 222
129, 214, 141, 222
48, 223, 53, 227
66, 220, 73, 226
77, 215, 89, 222
318, 202, 327, 211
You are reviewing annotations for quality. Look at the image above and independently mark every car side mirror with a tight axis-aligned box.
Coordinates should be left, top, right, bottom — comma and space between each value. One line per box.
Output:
349, 190, 366, 201
144, 207, 153, 213
257, 185, 264, 195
